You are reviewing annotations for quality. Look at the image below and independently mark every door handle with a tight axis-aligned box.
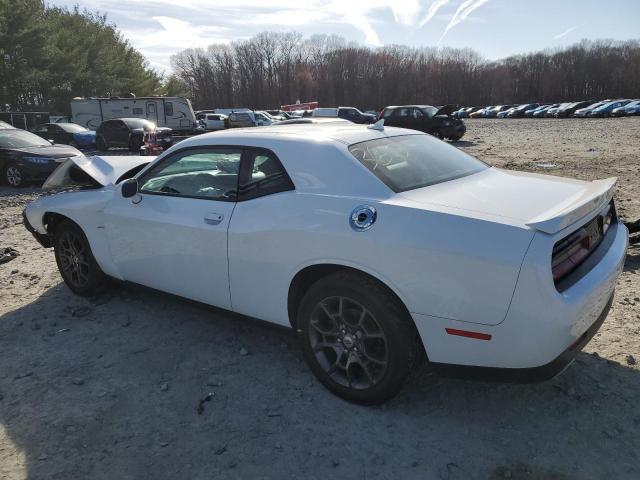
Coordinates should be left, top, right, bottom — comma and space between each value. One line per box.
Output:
204, 213, 224, 225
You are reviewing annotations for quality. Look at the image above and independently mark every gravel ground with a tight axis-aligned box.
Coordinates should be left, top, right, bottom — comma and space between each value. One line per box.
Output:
1, 118, 639, 480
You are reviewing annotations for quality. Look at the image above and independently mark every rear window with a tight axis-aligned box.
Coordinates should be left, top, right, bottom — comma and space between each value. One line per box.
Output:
348, 134, 488, 193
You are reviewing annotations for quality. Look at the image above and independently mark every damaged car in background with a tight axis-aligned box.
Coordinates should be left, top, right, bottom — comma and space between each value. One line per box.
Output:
23, 122, 628, 404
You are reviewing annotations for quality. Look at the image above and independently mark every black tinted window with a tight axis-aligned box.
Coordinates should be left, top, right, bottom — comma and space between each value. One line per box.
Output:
165, 102, 174, 116
349, 134, 487, 193
239, 151, 294, 201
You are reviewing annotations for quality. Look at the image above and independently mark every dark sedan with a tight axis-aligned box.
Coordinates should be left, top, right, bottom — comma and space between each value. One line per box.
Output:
554, 101, 595, 118
33, 122, 97, 148
379, 105, 465, 141
0, 128, 83, 187
96, 118, 172, 152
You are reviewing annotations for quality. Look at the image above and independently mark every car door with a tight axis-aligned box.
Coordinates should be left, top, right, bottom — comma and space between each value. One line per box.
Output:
103, 147, 242, 308
227, 148, 296, 321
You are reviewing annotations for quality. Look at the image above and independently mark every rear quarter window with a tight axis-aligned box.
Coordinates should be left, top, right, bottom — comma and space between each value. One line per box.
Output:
349, 134, 488, 192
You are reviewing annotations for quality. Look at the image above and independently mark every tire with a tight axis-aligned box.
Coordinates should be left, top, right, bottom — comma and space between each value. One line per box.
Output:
96, 136, 108, 151
53, 220, 110, 296
297, 272, 421, 405
4, 163, 25, 188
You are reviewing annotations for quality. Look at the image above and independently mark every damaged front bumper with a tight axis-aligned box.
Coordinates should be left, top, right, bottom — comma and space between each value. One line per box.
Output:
22, 210, 52, 248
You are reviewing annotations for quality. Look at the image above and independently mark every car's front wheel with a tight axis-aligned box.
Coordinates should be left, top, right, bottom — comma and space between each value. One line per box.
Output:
297, 272, 421, 405
4, 163, 25, 188
53, 220, 110, 296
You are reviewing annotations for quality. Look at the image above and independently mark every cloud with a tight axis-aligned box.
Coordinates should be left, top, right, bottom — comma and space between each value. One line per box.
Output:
554, 25, 579, 39
419, 0, 450, 27
438, 0, 489, 44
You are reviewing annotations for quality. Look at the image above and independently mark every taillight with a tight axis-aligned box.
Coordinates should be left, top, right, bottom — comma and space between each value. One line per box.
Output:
551, 200, 616, 286
552, 229, 591, 282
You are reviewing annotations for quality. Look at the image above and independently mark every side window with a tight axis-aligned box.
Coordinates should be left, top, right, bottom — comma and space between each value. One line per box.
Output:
165, 102, 174, 116
382, 109, 393, 119
139, 148, 242, 201
238, 150, 294, 201
412, 108, 424, 119
34, 125, 49, 134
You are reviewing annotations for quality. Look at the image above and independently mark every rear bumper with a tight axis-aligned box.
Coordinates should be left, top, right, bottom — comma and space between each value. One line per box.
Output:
432, 294, 612, 382
412, 220, 627, 374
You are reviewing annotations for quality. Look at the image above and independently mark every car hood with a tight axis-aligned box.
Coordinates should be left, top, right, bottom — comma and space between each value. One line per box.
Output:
43, 154, 154, 188
10, 145, 82, 158
397, 168, 616, 234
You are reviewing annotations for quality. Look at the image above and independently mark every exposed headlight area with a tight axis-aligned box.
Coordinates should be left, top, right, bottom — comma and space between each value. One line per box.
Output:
552, 200, 617, 288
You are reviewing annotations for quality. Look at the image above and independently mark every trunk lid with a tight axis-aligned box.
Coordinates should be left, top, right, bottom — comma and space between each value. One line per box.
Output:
398, 168, 616, 234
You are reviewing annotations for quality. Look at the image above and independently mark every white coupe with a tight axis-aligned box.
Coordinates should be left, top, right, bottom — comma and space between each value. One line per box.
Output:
23, 121, 628, 404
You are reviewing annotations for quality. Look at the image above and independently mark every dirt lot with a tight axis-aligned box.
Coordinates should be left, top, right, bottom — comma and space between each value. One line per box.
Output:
1, 118, 639, 480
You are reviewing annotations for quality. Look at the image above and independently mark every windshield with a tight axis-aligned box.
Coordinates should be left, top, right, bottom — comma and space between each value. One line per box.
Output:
349, 134, 488, 193
123, 118, 153, 129
59, 123, 89, 133
0, 130, 51, 148
421, 106, 437, 118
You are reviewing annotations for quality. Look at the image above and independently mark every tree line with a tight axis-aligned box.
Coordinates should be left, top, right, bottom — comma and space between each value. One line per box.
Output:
171, 32, 640, 111
0, 0, 164, 114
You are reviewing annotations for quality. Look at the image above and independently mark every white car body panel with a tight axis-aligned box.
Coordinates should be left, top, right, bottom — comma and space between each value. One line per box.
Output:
24, 123, 628, 372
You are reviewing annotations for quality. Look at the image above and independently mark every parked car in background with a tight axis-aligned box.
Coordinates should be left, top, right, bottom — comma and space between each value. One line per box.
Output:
497, 107, 517, 118
554, 101, 594, 118
544, 103, 570, 117
469, 106, 492, 118
227, 110, 275, 128
508, 103, 540, 118
363, 110, 379, 117
338, 107, 377, 124
1, 127, 83, 187
457, 107, 480, 118
590, 100, 631, 118
612, 100, 640, 116
311, 108, 339, 118
96, 118, 172, 152
265, 110, 291, 120
198, 113, 227, 131
484, 105, 515, 118
23, 122, 627, 404
255, 111, 276, 125
33, 123, 96, 149
573, 101, 607, 117
532, 104, 558, 117
380, 105, 465, 141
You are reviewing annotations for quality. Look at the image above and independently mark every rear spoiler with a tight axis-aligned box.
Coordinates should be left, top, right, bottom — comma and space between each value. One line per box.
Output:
526, 177, 617, 234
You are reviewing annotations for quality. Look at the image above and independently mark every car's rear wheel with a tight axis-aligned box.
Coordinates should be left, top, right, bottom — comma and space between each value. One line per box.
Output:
96, 136, 108, 151
4, 163, 25, 188
53, 220, 110, 296
297, 272, 420, 405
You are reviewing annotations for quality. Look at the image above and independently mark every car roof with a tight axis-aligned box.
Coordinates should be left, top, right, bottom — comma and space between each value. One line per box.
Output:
177, 122, 421, 148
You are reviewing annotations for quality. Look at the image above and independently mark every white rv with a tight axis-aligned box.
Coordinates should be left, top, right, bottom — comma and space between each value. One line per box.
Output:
70, 97, 197, 131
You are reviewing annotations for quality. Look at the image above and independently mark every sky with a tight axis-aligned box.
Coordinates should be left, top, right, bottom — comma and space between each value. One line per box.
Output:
47, 0, 640, 74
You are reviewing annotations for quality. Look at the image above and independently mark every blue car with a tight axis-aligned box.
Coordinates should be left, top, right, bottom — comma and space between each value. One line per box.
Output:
524, 104, 550, 117
573, 101, 608, 117
33, 123, 97, 149
612, 99, 640, 116
590, 100, 631, 117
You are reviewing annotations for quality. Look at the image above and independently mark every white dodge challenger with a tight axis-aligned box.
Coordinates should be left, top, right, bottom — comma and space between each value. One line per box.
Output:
23, 121, 628, 404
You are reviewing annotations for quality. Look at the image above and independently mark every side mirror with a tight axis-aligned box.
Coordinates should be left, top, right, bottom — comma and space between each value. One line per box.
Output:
48, 139, 55, 145
121, 178, 138, 198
